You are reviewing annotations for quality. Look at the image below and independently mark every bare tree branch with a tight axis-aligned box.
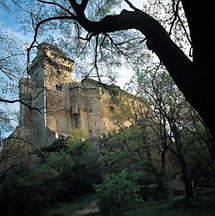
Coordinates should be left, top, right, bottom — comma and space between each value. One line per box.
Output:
124, 0, 140, 12
0, 97, 44, 113
37, 0, 74, 16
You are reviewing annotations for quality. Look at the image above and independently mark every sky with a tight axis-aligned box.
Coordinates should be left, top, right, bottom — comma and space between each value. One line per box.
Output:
0, 0, 144, 88
116, 0, 144, 87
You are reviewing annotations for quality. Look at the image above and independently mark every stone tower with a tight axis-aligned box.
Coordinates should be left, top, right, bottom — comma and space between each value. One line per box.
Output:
19, 43, 74, 146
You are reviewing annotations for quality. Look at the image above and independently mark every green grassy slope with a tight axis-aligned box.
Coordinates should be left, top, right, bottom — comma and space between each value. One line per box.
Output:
42, 192, 215, 216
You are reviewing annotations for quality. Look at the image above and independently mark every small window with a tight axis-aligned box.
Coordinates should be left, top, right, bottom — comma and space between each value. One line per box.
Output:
109, 105, 115, 112
89, 130, 92, 136
88, 108, 93, 113
56, 84, 62, 91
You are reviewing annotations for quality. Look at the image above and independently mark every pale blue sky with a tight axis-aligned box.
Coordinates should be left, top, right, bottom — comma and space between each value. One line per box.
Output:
0, 0, 144, 88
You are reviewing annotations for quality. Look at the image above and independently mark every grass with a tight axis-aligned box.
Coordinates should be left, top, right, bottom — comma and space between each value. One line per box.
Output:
124, 197, 215, 216
41, 192, 215, 216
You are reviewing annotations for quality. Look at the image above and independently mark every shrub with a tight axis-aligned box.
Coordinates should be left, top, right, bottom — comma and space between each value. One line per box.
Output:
95, 170, 143, 216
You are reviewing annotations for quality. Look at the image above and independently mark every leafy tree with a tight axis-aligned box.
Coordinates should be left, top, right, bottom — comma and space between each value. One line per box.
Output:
132, 67, 213, 199
95, 170, 143, 216
100, 125, 152, 173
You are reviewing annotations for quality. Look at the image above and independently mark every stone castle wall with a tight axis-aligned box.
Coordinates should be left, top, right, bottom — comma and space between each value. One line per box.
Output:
19, 43, 141, 146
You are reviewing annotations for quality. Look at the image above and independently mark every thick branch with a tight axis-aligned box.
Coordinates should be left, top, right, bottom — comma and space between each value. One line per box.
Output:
80, 0, 89, 11
68, 0, 88, 14
124, 0, 140, 11
75, 9, 193, 95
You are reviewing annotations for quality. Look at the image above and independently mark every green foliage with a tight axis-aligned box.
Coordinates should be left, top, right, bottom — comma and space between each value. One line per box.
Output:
95, 170, 143, 216
44, 151, 75, 176
100, 125, 150, 172
0, 136, 103, 216
0, 171, 61, 216
69, 128, 87, 144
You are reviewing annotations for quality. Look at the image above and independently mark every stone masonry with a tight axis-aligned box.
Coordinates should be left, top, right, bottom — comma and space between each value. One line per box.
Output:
18, 43, 142, 147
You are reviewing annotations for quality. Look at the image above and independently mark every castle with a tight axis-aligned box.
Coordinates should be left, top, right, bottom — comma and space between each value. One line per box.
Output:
18, 43, 141, 147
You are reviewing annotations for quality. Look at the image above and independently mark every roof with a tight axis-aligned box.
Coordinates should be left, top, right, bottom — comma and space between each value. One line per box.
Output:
82, 77, 120, 89
39, 42, 74, 62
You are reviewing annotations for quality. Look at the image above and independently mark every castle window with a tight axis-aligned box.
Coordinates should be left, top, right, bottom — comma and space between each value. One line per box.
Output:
109, 105, 115, 112
74, 114, 79, 128
89, 130, 92, 137
56, 84, 62, 91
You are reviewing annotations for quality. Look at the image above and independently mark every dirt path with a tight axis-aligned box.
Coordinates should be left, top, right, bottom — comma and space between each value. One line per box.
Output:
72, 200, 99, 216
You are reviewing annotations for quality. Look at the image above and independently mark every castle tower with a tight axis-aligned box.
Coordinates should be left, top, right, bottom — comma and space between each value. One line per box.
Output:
19, 43, 74, 146
40, 43, 74, 141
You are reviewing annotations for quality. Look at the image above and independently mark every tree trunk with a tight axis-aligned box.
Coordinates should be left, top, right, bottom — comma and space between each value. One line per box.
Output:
158, 149, 169, 199
171, 124, 194, 199
181, 0, 215, 159
161, 150, 166, 171
177, 151, 194, 200
207, 136, 215, 161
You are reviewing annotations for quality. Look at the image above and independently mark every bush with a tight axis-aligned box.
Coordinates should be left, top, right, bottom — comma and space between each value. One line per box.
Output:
0, 173, 57, 216
95, 170, 143, 216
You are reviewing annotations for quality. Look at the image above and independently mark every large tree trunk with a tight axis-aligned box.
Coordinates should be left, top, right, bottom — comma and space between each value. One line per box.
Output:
170, 123, 194, 199
161, 150, 166, 171
181, 0, 215, 159
178, 152, 194, 200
